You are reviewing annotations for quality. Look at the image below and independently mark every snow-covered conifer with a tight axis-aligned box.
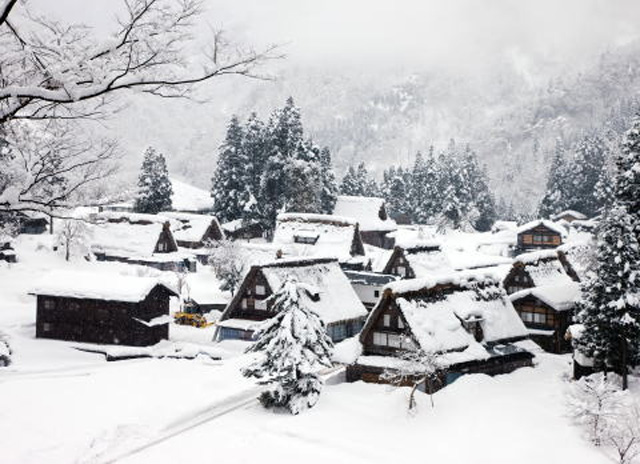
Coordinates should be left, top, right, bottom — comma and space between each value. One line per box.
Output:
133, 147, 173, 214
243, 275, 334, 415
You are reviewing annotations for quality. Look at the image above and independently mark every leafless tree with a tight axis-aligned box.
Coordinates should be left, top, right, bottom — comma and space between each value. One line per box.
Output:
55, 217, 90, 261
566, 373, 626, 446
0, 0, 280, 215
0, 0, 280, 124
380, 343, 441, 411
607, 406, 640, 464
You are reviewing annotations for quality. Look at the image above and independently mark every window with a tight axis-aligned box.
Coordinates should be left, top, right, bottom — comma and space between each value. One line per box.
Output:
158, 242, 166, 252
396, 266, 406, 277
373, 332, 387, 346
374, 290, 380, 298
43, 299, 55, 310
383, 314, 391, 327
241, 298, 247, 310
388, 334, 402, 348
398, 317, 404, 329
42, 323, 52, 332
254, 299, 267, 310
255, 285, 266, 296
294, 234, 319, 245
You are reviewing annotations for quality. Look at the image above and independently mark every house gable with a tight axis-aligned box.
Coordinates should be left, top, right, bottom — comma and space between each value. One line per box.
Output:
154, 222, 179, 253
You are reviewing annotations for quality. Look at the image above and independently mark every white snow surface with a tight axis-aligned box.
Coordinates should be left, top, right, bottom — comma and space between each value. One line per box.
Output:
551, 210, 588, 221
169, 177, 214, 212
163, 211, 222, 243
0, 232, 630, 464
332, 195, 397, 232
31, 271, 177, 302
89, 218, 169, 258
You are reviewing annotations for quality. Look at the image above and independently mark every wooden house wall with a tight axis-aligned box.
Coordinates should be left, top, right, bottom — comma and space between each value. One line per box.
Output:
383, 249, 415, 279
512, 295, 572, 353
360, 231, 395, 250
361, 298, 414, 355
503, 264, 534, 294
350, 225, 366, 256
225, 269, 274, 322
517, 225, 562, 251
35, 285, 171, 346
154, 226, 178, 253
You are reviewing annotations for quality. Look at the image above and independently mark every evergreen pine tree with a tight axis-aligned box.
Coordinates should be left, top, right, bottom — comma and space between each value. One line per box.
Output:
134, 147, 173, 214
243, 275, 334, 414
318, 147, 338, 213
340, 166, 361, 195
211, 116, 249, 223
568, 135, 607, 217
538, 138, 570, 218
243, 112, 268, 223
575, 205, 640, 389
617, 115, 640, 238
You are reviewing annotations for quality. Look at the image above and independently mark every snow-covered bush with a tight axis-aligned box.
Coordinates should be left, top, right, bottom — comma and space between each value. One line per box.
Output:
207, 240, 248, 295
242, 275, 334, 415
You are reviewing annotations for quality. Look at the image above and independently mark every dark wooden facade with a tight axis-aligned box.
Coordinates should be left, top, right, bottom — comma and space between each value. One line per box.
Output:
516, 224, 563, 253
381, 245, 441, 279
360, 230, 395, 250
216, 259, 365, 343
511, 294, 573, 353
0, 241, 16, 263
35, 285, 174, 346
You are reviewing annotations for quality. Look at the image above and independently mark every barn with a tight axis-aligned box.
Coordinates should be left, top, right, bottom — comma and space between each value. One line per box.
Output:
215, 257, 368, 343
347, 271, 534, 390
33, 272, 177, 346
332, 195, 397, 249
515, 219, 567, 253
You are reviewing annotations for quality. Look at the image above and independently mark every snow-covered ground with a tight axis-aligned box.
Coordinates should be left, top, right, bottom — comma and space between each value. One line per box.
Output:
0, 229, 624, 464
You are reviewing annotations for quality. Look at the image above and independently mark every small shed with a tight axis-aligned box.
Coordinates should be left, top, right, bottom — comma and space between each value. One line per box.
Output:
215, 257, 368, 343
33, 272, 177, 346
347, 271, 533, 390
551, 210, 587, 223
515, 219, 567, 253
509, 282, 581, 353
0, 238, 16, 263
333, 196, 397, 249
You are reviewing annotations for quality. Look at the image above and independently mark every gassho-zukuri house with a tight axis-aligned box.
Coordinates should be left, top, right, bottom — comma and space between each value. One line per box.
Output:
515, 219, 568, 254
215, 257, 368, 343
32, 272, 177, 346
271, 213, 368, 270
346, 271, 534, 391
332, 195, 397, 249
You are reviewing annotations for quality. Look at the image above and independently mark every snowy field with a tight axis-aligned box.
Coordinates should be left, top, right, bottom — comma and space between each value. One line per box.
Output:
0, 233, 625, 464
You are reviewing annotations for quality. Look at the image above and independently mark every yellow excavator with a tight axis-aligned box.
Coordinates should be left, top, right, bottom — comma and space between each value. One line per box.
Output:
174, 301, 214, 328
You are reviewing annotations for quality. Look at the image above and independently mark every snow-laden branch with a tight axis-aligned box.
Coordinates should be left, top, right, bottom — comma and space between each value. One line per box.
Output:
0, 0, 18, 27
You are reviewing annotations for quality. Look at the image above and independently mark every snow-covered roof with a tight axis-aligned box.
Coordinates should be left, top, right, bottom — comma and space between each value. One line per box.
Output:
513, 249, 576, 287
391, 244, 453, 277
259, 259, 368, 324
384, 273, 528, 353
163, 211, 223, 244
32, 271, 177, 302
551, 210, 587, 221
185, 272, 231, 305
89, 217, 172, 258
448, 249, 513, 271
332, 195, 397, 232
559, 242, 593, 282
170, 178, 214, 212
509, 282, 581, 312
516, 219, 568, 237
272, 213, 362, 261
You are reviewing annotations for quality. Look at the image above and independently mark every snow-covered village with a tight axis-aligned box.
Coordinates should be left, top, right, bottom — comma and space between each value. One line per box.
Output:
1, 1, 640, 463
